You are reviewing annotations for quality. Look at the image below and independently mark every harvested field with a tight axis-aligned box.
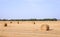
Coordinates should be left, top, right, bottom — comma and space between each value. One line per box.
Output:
0, 21, 60, 37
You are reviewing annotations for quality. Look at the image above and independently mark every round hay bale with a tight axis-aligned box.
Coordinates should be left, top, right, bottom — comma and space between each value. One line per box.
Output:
10, 22, 12, 23
4, 23, 7, 27
17, 21, 19, 24
41, 24, 49, 31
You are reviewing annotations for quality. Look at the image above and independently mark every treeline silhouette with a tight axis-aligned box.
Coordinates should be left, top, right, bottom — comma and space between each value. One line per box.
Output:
0, 18, 57, 21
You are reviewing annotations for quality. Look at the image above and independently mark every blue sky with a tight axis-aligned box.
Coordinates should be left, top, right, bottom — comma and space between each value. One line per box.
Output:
0, 0, 60, 19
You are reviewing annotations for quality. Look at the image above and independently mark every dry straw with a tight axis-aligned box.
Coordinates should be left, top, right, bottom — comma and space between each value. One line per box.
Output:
4, 23, 7, 27
41, 24, 49, 31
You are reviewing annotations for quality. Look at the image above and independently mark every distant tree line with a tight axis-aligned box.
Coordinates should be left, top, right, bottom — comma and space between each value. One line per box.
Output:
0, 18, 57, 21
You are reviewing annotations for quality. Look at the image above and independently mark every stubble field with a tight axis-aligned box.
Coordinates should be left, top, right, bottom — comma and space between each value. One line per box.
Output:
0, 21, 60, 37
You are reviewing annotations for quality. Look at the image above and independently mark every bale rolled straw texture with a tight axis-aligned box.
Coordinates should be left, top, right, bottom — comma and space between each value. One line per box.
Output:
41, 24, 49, 31
4, 23, 7, 27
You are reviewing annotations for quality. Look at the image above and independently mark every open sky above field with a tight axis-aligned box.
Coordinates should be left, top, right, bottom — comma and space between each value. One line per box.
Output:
0, 0, 60, 19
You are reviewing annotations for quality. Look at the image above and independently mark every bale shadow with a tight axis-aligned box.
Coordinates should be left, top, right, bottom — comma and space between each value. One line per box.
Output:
49, 29, 53, 31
